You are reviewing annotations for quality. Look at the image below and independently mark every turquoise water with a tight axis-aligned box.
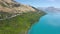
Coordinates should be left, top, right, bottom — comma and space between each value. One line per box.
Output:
29, 12, 60, 34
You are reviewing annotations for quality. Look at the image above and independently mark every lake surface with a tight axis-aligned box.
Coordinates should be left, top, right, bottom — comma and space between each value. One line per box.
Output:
29, 12, 60, 34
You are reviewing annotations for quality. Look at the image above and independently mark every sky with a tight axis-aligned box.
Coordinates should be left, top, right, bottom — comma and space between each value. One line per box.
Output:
15, 0, 60, 8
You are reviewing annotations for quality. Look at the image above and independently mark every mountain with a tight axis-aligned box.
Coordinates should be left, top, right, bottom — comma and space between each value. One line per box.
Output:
0, 0, 45, 19
0, 0, 45, 34
0, 0, 36, 19
38, 7, 60, 13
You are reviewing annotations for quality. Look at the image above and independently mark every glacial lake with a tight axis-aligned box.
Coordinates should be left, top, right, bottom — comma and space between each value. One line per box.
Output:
29, 12, 60, 34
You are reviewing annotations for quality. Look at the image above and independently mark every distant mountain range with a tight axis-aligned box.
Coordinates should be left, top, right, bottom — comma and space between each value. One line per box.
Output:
38, 7, 60, 13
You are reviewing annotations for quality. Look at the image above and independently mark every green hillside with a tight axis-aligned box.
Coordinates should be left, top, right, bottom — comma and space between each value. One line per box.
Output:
0, 11, 45, 34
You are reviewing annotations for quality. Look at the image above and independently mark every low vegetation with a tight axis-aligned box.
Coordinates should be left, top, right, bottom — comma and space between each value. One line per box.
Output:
0, 11, 45, 34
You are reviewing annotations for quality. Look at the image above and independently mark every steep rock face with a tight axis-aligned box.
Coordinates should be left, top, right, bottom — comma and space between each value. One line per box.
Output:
0, 0, 45, 34
0, 0, 35, 13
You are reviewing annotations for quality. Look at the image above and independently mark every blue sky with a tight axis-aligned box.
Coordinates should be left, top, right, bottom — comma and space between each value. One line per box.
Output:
15, 0, 60, 8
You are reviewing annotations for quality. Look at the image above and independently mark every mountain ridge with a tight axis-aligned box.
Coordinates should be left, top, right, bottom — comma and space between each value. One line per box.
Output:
38, 7, 60, 13
0, 0, 42, 20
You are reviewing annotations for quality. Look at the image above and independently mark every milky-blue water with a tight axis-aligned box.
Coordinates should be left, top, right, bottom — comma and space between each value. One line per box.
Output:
29, 12, 60, 34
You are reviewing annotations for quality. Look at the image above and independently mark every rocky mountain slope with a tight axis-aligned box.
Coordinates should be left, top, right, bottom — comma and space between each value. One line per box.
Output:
0, 0, 37, 20
0, 0, 45, 34
0, 0, 35, 13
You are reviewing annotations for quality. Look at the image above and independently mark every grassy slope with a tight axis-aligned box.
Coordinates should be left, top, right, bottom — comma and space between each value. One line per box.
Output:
0, 11, 45, 34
